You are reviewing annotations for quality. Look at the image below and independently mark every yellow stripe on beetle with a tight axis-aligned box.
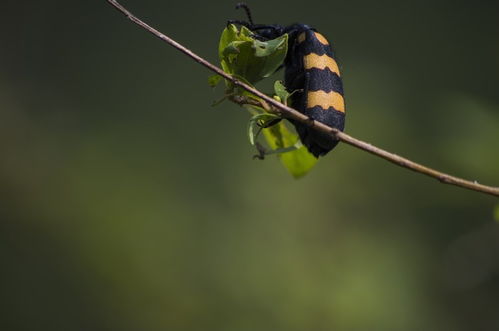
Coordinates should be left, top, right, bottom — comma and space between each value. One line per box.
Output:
313, 32, 329, 45
303, 53, 341, 76
297, 32, 306, 44
297, 32, 329, 46
307, 90, 345, 113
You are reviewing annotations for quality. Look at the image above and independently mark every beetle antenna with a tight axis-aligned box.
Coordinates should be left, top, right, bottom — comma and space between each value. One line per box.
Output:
235, 3, 254, 26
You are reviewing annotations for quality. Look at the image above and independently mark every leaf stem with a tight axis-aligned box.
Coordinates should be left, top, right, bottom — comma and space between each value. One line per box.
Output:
106, 0, 499, 198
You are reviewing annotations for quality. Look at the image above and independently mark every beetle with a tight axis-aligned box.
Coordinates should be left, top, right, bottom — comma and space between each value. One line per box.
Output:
229, 3, 345, 157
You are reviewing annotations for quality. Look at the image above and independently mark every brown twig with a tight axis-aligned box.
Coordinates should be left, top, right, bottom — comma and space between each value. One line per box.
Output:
106, 0, 499, 198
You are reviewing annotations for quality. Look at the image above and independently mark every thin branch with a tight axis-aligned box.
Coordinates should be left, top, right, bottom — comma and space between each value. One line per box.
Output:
106, 0, 499, 198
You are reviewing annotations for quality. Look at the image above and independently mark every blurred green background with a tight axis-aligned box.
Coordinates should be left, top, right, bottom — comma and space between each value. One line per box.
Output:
1, 0, 499, 330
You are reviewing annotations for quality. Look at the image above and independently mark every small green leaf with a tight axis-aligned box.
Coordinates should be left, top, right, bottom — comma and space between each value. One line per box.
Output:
218, 24, 288, 85
248, 118, 262, 146
253, 37, 287, 57
238, 26, 255, 39
262, 121, 318, 178
248, 113, 281, 145
218, 24, 239, 59
208, 75, 222, 88
223, 40, 245, 57
279, 143, 318, 178
274, 80, 290, 105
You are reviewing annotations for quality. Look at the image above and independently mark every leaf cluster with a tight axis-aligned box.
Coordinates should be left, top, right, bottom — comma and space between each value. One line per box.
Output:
210, 24, 317, 178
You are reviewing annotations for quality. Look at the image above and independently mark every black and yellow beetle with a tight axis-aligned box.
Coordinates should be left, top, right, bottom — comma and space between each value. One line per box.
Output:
230, 3, 345, 157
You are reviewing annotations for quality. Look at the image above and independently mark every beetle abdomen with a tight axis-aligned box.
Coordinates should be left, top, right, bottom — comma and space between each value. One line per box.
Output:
285, 28, 345, 157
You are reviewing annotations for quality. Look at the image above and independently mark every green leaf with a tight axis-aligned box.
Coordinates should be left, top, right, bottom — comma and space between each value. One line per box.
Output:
223, 41, 245, 57
253, 38, 285, 57
208, 75, 222, 88
262, 121, 318, 178
494, 205, 499, 223
248, 113, 281, 145
218, 24, 239, 59
274, 80, 290, 105
238, 25, 255, 39
218, 24, 288, 85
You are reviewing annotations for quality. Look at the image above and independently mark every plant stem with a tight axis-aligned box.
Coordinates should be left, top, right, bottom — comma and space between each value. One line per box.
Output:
106, 0, 499, 198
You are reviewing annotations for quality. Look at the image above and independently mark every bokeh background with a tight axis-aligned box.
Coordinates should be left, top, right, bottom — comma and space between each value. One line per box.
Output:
2, 0, 499, 330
